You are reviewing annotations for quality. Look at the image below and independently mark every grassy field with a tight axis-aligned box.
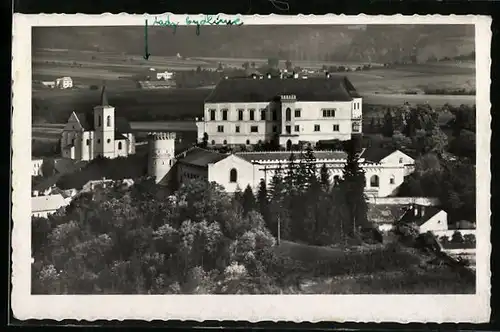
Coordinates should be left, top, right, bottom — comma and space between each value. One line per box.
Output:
275, 240, 475, 294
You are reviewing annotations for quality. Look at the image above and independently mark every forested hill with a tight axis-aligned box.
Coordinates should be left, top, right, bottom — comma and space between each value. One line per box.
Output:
33, 24, 475, 64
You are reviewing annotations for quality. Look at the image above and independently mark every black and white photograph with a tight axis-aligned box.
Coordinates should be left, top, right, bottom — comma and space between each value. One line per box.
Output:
12, 14, 491, 322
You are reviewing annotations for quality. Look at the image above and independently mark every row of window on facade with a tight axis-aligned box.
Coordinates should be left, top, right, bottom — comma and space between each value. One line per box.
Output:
69, 137, 124, 150
182, 172, 201, 180
227, 169, 394, 188
97, 115, 112, 128
208, 108, 338, 122
215, 123, 345, 134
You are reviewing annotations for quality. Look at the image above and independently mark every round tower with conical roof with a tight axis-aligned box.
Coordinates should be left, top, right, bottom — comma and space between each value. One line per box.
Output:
147, 132, 176, 183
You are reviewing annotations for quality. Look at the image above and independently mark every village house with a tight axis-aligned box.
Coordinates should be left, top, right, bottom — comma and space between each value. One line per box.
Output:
399, 204, 449, 234
55, 76, 73, 89
31, 193, 69, 218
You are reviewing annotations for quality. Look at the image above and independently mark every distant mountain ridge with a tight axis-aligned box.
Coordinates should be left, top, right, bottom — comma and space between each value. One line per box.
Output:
33, 25, 475, 64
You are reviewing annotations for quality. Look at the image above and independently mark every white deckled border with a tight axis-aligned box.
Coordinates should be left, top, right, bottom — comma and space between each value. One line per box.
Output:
11, 14, 492, 323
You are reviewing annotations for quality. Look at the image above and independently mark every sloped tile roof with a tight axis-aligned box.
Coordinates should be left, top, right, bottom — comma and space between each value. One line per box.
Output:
177, 147, 228, 167
367, 204, 409, 224
205, 75, 361, 103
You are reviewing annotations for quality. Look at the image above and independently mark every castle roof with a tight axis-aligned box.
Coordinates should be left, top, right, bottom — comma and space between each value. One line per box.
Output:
177, 147, 227, 167
205, 76, 361, 103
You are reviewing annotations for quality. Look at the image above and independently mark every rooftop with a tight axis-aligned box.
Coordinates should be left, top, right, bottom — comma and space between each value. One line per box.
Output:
367, 204, 409, 225
399, 205, 443, 227
205, 75, 361, 103
32, 194, 68, 213
177, 147, 227, 167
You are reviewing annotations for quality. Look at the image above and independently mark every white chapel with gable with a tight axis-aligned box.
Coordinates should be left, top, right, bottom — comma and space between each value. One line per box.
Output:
60, 86, 136, 161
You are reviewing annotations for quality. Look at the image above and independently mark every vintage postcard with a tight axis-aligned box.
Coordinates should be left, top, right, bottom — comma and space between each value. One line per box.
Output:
12, 14, 491, 322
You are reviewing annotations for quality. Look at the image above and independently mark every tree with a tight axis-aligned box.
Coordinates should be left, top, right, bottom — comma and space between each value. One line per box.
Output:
319, 163, 330, 191
257, 178, 270, 224
241, 185, 256, 216
391, 130, 412, 150
41, 158, 56, 177
250, 62, 256, 69
267, 57, 279, 69
217, 62, 224, 71
339, 139, 369, 236
382, 109, 394, 137
196, 66, 202, 73
201, 132, 209, 148
242, 62, 250, 70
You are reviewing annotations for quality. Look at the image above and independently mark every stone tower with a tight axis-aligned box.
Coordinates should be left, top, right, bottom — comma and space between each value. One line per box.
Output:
93, 85, 116, 158
147, 132, 176, 184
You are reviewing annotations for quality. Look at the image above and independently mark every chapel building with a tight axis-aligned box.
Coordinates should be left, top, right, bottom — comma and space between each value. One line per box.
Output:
60, 86, 136, 161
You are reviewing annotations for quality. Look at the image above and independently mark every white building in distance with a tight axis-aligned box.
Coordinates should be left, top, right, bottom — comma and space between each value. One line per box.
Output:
156, 71, 174, 80
147, 132, 415, 198
55, 76, 73, 89
195, 74, 363, 149
60, 86, 136, 161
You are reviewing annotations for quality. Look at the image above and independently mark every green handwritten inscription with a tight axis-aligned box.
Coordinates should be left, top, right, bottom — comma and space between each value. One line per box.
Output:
152, 15, 243, 35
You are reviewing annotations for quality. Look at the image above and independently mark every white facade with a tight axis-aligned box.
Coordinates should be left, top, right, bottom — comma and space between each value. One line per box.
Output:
419, 210, 448, 233
148, 132, 176, 183
55, 77, 73, 89
32, 159, 44, 176
156, 71, 174, 80
165, 147, 415, 198
196, 98, 362, 148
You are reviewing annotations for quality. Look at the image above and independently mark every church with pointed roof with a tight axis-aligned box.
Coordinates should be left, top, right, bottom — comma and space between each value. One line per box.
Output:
60, 86, 136, 161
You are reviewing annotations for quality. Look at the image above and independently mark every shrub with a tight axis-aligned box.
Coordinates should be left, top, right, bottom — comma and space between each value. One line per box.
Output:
451, 231, 465, 244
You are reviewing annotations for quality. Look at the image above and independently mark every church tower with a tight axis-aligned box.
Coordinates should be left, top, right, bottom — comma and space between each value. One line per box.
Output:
93, 86, 116, 158
147, 132, 176, 184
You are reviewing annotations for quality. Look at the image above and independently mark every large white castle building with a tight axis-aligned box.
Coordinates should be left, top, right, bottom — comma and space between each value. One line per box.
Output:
60, 86, 136, 161
147, 132, 415, 198
195, 74, 363, 149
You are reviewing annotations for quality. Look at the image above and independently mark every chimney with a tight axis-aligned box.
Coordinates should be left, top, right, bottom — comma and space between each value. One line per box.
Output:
325, 72, 330, 78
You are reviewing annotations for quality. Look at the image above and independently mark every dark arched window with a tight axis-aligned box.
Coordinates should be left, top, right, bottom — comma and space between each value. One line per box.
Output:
333, 175, 340, 186
286, 139, 292, 151
389, 175, 395, 184
86, 139, 90, 146
71, 138, 75, 146
98, 115, 101, 127
106, 115, 111, 127
370, 175, 379, 187
399, 157, 403, 163
246, 139, 250, 145
211, 140, 215, 145
285, 107, 291, 121
118, 141, 122, 150
223, 139, 227, 145
230, 168, 238, 183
